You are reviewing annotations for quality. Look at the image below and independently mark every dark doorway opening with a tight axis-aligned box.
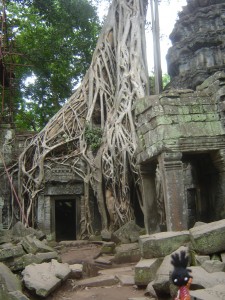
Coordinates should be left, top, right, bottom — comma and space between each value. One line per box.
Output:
183, 153, 219, 227
55, 199, 76, 242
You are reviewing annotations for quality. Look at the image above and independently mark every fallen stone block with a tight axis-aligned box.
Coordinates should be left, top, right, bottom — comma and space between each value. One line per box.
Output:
189, 219, 225, 255
139, 231, 190, 258
116, 274, 135, 286
36, 251, 59, 262
98, 265, 134, 276
76, 274, 118, 287
7, 251, 59, 272
8, 253, 39, 271
0, 244, 25, 261
195, 254, 210, 266
0, 229, 12, 245
202, 260, 225, 273
135, 258, 162, 286
22, 259, 71, 297
191, 266, 225, 289
95, 256, 113, 265
112, 220, 143, 244
152, 254, 173, 297
21, 235, 55, 254
114, 243, 141, 264
0, 262, 29, 299
69, 263, 83, 279
100, 241, 115, 254
12, 221, 45, 240
190, 284, 225, 300
8, 290, 30, 300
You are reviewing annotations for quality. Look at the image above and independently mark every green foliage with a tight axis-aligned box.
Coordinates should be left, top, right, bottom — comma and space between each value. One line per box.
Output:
84, 125, 102, 151
149, 73, 170, 94
5, 0, 101, 130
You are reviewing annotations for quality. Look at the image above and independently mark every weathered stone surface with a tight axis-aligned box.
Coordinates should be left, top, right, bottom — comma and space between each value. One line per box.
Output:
0, 262, 29, 300
189, 219, 225, 254
152, 254, 174, 297
8, 290, 30, 300
36, 251, 59, 262
77, 274, 118, 287
112, 220, 143, 244
8, 254, 39, 272
98, 265, 134, 276
101, 229, 112, 241
195, 255, 210, 266
69, 263, 83, 279
7, 251, 59, 272
21, 235, 55, 254
12, 222, 45, 240
116, 274, 135, 286
145, 281, 158, 299
190, 284, 225, 300
201, 260, 225, 273
0, 229, 12, 245
22, 259, 71, 297
139, 231, 190, 258
191, 266, 225, 289
114, 243, 141, 264
135, 258, 162, 286
221, 252, 225, 263
0, 244, 25, 261
100, 241, 115, 254
95, 256, 113, 265
167, 1, 225, 90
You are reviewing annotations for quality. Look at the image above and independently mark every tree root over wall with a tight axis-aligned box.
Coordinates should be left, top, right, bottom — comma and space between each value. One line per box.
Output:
17, 0, 149, 237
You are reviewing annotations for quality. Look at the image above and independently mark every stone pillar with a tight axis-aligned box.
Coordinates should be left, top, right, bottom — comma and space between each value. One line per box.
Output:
37, 195, 53, 240
211, 149, 225, 219
158, 152, 187, 231
140, 163, 159, 234
0, 197, 4, 229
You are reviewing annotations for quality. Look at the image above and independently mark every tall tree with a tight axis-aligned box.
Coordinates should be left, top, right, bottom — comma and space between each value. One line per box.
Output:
3, 0, 101, 130
17, 0, 149, 235
150, 0, 163, 94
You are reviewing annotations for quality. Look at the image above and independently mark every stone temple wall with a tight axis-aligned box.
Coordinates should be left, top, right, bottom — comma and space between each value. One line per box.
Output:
167, 0, 225, 89
135, 72, 225, 233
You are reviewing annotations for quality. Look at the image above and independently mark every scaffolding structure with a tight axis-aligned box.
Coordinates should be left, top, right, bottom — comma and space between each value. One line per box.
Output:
0, 0, 17, 124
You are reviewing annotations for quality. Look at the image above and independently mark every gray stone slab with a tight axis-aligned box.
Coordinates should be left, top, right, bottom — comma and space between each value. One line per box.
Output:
202, 260, 225, 273
135, 258, 162, 286
139, 231, 190, 258
190, 284, 225, 300
22, 259, 71, 297
77, 274, 118, 287
116, 274, 135, 286
189, 219, 225, 254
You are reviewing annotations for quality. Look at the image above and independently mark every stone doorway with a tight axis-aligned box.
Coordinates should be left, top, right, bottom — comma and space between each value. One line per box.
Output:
183, 153, 220, 227
54, 199, 76, 242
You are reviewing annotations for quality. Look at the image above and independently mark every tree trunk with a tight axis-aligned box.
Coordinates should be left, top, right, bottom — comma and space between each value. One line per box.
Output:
17, 0, 149, 235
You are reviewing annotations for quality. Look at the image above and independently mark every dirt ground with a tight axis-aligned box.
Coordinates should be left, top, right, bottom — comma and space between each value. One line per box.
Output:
35, 242, 148, 300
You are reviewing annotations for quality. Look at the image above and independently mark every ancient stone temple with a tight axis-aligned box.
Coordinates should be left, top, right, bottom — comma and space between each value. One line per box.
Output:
135, 72, 225, 233
135, 0, 225, 233
167, 0, 225, 89
2, 0, 225, 240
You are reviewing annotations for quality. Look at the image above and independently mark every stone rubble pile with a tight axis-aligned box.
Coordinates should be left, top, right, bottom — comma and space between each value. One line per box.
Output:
1, 219, 225, 299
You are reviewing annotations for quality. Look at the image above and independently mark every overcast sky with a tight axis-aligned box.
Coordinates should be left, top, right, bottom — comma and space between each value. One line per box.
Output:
148, 0, 187, 74
97, 0, 187, 74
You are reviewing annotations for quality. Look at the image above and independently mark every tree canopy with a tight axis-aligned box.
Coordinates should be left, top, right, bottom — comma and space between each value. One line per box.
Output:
2, 0, 101, 130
